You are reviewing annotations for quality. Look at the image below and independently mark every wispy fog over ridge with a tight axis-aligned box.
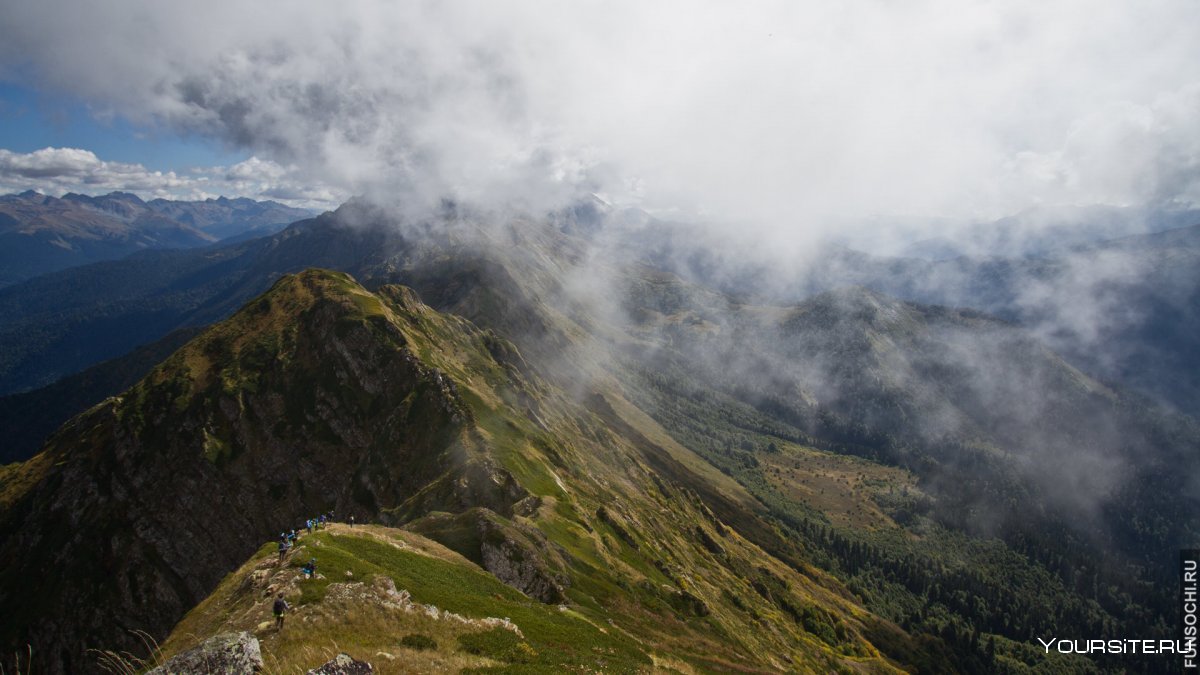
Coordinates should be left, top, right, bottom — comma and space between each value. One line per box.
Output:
1, 0, 1198, 243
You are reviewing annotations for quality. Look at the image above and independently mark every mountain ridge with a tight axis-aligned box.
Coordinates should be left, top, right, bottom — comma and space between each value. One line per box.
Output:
0, 270, 481, 672
0, 269, 933, 673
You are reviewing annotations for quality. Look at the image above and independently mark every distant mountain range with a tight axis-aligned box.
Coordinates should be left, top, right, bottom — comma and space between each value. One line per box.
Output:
0, 190, 312, 286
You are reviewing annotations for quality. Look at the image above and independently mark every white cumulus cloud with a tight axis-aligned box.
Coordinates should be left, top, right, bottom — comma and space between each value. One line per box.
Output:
0, 0, 1197, 240
0, 147, 345, 207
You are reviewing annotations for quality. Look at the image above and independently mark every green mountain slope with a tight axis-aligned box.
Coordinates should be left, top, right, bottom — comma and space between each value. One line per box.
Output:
0, 269, 926, 673
153, 524, 653, 673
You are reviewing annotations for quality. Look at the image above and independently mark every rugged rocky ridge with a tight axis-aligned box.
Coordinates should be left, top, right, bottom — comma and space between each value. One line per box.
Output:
0, 269, 929, 673
0, 271, 512, 673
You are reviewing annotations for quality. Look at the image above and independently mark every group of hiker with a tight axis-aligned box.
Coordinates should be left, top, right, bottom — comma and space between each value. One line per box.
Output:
277, 511, 334, 562
273, 510, 338, 629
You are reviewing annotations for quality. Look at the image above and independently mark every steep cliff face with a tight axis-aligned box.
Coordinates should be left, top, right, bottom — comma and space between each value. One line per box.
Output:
0, 270, 511, 673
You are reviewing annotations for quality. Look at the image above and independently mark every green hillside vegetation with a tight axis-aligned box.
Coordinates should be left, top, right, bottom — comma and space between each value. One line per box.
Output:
158, 524, 651, 674
0, 269, 925, 673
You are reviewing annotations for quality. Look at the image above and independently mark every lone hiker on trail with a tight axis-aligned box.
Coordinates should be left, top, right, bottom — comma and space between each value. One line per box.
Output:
349, 515, 355, 528
273, 593, 289, 630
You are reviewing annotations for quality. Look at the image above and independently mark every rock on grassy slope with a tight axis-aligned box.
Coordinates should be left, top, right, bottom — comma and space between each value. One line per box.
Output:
0, 269, 926, 673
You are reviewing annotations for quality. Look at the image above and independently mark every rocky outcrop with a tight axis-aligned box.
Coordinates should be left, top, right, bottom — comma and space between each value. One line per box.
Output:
405, 507, 568, 604
385, 455, 528, 522
478, 514, 567, 604
146, 632, 262, 675
306, 653, 372, 675
596, 505, 639, 549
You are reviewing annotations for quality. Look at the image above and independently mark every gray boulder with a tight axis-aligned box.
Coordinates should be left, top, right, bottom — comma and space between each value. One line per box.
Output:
306, 653, 373, 674
146, 631, 262, 674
